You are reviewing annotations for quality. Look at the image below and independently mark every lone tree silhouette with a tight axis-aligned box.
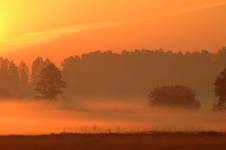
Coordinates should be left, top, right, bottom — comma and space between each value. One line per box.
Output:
35, 63, 66, 99
214, 68, 226, 110
149, 85, 200, 109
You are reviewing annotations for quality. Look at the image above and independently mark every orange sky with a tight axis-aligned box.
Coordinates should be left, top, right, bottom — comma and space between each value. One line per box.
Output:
0, 0, 226, 64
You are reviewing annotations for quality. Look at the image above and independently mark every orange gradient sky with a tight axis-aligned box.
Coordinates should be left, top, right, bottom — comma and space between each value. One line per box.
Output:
0, 0, 226, 64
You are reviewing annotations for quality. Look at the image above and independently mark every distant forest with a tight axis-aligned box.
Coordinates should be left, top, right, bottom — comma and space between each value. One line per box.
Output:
62, 48, 226, 102
1, 48, 226, 105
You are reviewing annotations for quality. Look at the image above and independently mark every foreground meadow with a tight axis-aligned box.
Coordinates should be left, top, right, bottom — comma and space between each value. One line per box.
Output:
0, 132, 225, 150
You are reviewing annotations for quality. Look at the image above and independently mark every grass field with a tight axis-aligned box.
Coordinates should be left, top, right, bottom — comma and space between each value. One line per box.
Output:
0, 132, 225, 150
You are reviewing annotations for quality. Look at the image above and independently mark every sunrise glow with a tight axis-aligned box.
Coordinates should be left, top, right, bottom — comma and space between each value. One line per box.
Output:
0, 1, 225, 149
0, 0, 225, 64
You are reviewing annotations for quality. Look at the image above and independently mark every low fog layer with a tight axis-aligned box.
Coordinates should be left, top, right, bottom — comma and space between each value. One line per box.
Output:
2, 49, 226, 109
0, 99, 225, 135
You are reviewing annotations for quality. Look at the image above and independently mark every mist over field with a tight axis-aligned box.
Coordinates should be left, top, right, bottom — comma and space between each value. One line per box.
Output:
0, 98, 225, 135
0, 49, 225, 136
1, 1, 226, 149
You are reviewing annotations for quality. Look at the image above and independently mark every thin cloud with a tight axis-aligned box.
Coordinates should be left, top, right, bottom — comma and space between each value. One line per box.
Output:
0, 21, 127, 49
182, 1, 226, 13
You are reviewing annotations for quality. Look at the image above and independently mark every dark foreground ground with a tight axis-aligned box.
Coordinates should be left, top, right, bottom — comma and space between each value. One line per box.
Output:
0, 132, 225, 150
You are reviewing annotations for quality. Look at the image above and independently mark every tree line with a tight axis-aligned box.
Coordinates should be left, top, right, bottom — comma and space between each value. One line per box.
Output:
62, 49, 226, 99
0, 48, 226, 110
0, 58, 29, 97
0, 57, 64, 99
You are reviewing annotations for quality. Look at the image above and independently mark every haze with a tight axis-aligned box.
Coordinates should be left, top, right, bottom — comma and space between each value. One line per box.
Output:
0, 0, 226, 136
0, 99, 225, 135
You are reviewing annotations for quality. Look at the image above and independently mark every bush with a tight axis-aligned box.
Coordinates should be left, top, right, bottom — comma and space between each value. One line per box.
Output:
149, 85, 200, 109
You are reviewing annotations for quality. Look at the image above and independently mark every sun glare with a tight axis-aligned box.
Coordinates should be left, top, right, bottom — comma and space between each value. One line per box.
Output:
0, 11, 6, 40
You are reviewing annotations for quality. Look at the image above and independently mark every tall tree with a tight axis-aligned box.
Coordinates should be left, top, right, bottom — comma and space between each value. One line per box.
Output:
8, 61, 20, 89
0, 58, 11, 96
31, 57, 44, 86
35, 63, 66, 99
18, 61, 29, 87
214, 68, 226, 110
31, 57, 51, 86
0, 58, 10, 86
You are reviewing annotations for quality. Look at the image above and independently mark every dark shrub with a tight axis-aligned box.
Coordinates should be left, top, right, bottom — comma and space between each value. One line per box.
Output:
149, 85, 200, 109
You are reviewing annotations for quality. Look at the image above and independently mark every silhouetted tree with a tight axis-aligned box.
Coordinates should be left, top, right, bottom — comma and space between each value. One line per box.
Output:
214, 68, 226, 110
17, 61, 30, 97
0, 58, 10, 89
31, 57, 51, 86
18, 61, 29, 87
149, 85, 200, 109
35, 63, 66, 99
8, 61, 20, 90
0, 58, 21, 97
32, 57, 44, 86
